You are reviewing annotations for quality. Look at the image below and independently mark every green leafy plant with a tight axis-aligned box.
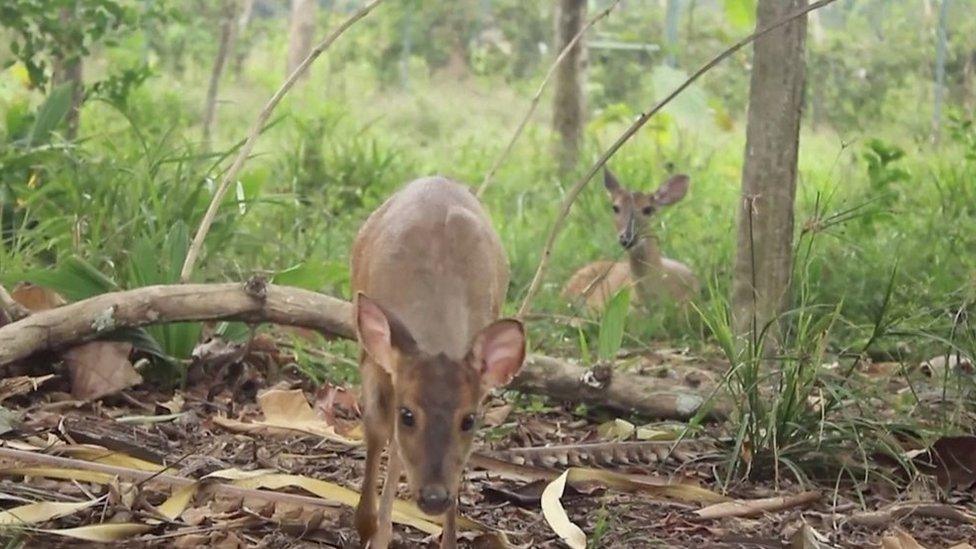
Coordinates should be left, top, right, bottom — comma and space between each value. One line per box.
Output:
597, 288, 631, 361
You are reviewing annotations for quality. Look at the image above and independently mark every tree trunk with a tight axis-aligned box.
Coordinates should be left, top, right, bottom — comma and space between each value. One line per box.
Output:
286, 0, 318, 76
932, 0, 950, 143
53, 6, 83, 140
231, 0, 257, 79
202, 0, 240, 150
552, 0, 587, 175
731, 0, 808, 351
665, 0, 681, 68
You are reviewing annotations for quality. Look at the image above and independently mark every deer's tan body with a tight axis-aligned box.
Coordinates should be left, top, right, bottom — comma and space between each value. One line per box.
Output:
351, 177, 525, 549
352, 177, 508, 355
562, 170, 699, 312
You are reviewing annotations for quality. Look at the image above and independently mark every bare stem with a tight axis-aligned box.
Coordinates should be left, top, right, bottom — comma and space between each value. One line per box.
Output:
475, 0, 622, 198
517, 0, 837, 317
180, 0, 385, 282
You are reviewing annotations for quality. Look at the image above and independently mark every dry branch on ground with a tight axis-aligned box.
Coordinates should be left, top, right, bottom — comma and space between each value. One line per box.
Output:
0, 281, 719, 420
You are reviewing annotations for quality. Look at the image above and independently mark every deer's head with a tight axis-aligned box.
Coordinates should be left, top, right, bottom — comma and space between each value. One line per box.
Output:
603, 169, 690, 249
354, 294, 525, 515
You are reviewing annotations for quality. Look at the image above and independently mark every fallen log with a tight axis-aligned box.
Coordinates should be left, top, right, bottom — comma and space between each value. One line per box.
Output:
0, 279, 724, 420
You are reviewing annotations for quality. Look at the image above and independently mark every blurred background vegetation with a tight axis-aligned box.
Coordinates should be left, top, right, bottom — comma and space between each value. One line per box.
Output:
1, 0, 974, 379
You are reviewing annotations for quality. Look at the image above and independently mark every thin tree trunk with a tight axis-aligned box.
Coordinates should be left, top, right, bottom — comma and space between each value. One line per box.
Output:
552, 0, 587, 175
665, 0, 681, 68
286, 0, 318, 76
231, 0, 256, 79
202, 0, 240, 151
932, 0, 949, 143
732, 0, 808, 352
53, 6, 83, 140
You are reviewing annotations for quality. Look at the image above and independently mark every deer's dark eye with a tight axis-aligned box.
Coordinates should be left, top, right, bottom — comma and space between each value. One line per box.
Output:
642, 206, 654, 215
460, 414, 476, 432
400, 407, 415, 427
612, 205, 620, 213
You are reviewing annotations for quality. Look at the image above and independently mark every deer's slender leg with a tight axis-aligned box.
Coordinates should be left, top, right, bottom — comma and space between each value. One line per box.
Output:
354, 433, 383, 547
371, 444, 402, 549
439, 501, 458, 549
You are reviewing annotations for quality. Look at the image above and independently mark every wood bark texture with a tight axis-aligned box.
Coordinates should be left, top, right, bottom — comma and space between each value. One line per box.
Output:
732, 0, 808, 348
0, 283, 718, 420
286, 0, 318, 76
202, 0, 240, 149
552, 0, 587, 174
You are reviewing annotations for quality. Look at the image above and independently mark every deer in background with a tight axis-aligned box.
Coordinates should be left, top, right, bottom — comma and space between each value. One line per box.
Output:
351, 177, 526, 549
562, 169, 699, 312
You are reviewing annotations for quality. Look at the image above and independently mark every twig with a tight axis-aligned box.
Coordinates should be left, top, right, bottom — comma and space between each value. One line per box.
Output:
694, 490, 821, 520
516, 0, 839, 317
847, 502, 976, 527
180, 0, 385, 282
475, 0, 622, 198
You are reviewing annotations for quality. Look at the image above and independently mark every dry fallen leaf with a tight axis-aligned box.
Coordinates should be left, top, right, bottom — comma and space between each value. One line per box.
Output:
0, 499, 98, 525
38, 523, 153, 542
482, 403, 513, 427
790, 522, 829, 549
635, 424, 680, 441
596, 418, 635, 440
227, 472, 446, 535
54, 445, 166, 472
567, 467, 726, 504
0, 466, 116, 485
64, 341, 142, 401
541, 470, 586, 549
914, 436, 976, 489
880, 527, 927, 549
203, 468, 280, 480
155, 483, 199, 521
213, 388, 361, 445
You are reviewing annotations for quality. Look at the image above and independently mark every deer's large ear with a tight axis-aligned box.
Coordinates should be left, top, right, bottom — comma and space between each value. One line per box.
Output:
355, 293, 399, 374
603, 169, 622, 194
653, 174, 689, 206
469, 319, 526, 390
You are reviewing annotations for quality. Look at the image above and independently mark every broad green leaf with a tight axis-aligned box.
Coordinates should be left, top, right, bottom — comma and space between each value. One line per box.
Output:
27, 83, 73, 147
273, 262, 329, 291
597, 288, 630, 361
15, 256, 117, 302
724, 0, 757, 30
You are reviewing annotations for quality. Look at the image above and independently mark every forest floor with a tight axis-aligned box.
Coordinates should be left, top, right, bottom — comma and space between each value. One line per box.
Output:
0, 334, 974, 548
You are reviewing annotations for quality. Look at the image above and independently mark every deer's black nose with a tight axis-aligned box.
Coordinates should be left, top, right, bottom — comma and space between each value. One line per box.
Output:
418, 485, 451, 515
619, 232, 636, 249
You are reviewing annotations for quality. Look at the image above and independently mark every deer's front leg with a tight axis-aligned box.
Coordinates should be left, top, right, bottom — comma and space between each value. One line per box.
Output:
371, 444, 403, 549
355, 434, 383, 547
439, 502, 457, 549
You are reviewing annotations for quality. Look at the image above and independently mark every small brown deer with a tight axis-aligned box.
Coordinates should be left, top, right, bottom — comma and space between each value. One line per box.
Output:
562, 169, 699, 311
351, 177, 526, 549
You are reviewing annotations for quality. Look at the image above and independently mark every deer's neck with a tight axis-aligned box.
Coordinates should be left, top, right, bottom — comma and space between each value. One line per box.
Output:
627, 234, 664, 302
627, 234, 663, 273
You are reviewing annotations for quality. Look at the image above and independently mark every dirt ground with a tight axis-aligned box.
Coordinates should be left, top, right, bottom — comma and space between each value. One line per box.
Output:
1, 343, 974, 549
